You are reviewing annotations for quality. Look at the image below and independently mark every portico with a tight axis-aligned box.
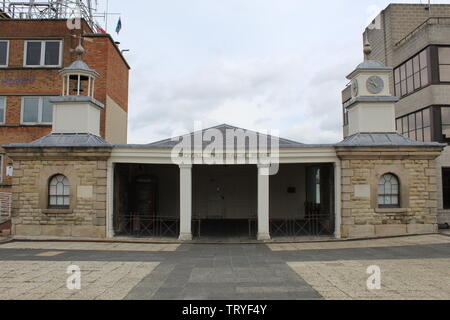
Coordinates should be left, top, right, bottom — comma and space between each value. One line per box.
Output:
106, 131, 341, 241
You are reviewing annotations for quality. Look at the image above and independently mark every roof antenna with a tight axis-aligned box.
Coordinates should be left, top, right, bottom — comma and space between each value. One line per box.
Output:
363, 35, 372, 61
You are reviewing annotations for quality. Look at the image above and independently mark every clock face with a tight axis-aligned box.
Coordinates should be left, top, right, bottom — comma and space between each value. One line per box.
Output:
366, 76, 384, 94
351, 79, 359, 97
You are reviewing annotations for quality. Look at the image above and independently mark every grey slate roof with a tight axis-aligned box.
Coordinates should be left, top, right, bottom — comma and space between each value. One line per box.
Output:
355, 60, 392, 70
3, 133, 112, 148
336, 133, 445, 147
60, 60, 100, 77
117, 124, 331, 149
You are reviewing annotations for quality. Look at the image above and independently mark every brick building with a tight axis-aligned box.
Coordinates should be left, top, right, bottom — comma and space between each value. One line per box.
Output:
0, 17, 130, 213
342, 3, 450, 227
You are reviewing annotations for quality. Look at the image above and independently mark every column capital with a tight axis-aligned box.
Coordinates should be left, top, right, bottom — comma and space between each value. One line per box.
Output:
257, 163, 271, 169
179, 164, 193, 169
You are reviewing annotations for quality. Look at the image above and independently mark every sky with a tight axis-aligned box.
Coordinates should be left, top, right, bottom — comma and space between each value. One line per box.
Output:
92, 0, 450, 144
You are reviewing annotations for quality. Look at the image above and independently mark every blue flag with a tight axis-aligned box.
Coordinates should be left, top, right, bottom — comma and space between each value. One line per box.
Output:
116, 17, 122, 34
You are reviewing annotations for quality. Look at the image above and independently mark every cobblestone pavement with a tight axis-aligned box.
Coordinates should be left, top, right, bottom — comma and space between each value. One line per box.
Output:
0, 235, 448, 300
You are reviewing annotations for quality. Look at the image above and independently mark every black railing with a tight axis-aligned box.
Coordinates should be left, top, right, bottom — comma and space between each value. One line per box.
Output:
114, 214, 180, 238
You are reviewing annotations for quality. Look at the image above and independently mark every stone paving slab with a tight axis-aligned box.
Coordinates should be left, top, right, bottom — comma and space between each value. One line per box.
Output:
268, 234, 450, 251
0, 241, 180, 252
0, 261, 159, 300
288, 258, 450, 300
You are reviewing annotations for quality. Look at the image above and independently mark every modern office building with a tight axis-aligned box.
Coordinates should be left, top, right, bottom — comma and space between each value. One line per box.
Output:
343, 3, 450, 226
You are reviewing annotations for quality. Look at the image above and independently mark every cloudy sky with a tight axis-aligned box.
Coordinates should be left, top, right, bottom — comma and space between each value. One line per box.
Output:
95, 0, 445, 144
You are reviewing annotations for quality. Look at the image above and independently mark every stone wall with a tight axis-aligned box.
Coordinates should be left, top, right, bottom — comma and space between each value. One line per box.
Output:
7, 147, 111, 239
337, 146, 442, 239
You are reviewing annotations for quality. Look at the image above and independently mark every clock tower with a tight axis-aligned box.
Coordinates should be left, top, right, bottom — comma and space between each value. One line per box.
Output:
345, 40, 399, 137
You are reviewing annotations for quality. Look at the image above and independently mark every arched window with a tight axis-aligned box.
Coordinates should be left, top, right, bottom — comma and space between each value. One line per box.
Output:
48, 174, 70, 209
378, 173, 400, 208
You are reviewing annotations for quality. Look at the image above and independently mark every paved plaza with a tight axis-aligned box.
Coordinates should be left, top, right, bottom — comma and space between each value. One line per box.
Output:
0, 234, 448, 300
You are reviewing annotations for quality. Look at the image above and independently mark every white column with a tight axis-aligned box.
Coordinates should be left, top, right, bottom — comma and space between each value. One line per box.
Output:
106, 161, 115, 238
334, 161, 342, 239
257, 164, 271, 241
179, 164, 193, 241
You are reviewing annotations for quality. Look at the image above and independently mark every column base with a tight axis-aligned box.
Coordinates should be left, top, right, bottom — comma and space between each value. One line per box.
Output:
178, 233, 193, 241
257, 233, 271, 241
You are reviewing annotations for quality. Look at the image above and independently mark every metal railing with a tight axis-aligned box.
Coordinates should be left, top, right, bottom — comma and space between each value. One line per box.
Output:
114, 214, 180, 238
0, 192, 12, 218
396, 16, 450, 47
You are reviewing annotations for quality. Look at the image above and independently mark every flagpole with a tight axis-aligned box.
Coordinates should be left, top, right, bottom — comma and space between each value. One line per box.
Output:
105, 0, 109, 32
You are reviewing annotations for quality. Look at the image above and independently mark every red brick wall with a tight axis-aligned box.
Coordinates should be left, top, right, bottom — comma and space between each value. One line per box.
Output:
0, 19, 130, 187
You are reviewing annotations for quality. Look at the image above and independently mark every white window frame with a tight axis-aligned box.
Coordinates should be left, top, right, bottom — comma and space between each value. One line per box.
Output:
23, 40, 63, 68
0, 96, 5, 124
0, 40, 9, 67
20, 96, 53, 125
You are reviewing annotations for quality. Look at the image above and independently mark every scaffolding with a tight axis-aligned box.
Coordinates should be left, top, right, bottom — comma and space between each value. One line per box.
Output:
0, 0, 102, 31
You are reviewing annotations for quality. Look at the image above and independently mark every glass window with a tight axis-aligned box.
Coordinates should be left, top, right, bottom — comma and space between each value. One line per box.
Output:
439, 65, 450, 82
42, 97, 53, 123
378, 174, 400, 208
438, 47, 450, 65
25, 40, 62, 67
22, 97, 54, 124
424, 127, 432, 142
395, 48, 430, 97
26, 42, 42, 66
0, 97, 5, 124
423, 109, 431, 127
23, 97, 40, 123
44, 41, 60, 66
48, 174, 70, 209
0, 41, 8, 66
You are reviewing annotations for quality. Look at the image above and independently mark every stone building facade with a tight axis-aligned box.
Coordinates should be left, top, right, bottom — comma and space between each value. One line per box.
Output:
7, 145, 111, 238
336, 145, 442, 238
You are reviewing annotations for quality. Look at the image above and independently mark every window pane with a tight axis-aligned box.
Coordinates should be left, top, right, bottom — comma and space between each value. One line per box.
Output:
423, 109, 431, 127
416, 111, 423, 129
442, 107, 450, 125
438, 47, 450, 65
392, 196, 399, 205
424, 127, 432, 141
44, 41, 60, 66
396, 119, 402, 133
409, 114, 416, 131
421, 68, 429, 86
22, 97, 39, 123
400, 65, 406, 79
414, 72, 421, 90
439, 65, 450, 82
395, 83, 401, 97
0, 41, 7, 65
416, 129, 424, 142
42, 97, 53, 123
402, 117, 409, 133
401, 80, 407, 95
413, 56, 420, 73
50, 196, 57, 206
410, 130, 416, 141
420, 50, 428, 68
394, 68, 400, 84
407, 76, 414, 93
406, 60, 413, 77
26, 42, 42, 66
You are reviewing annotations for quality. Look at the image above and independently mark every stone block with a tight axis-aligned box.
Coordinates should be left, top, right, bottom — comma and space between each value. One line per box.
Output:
375, 224, 407, 237
15, 224, 41, 236
345, 225, 375, 238
406, 224, 436, 235
41, 225, 71, 237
